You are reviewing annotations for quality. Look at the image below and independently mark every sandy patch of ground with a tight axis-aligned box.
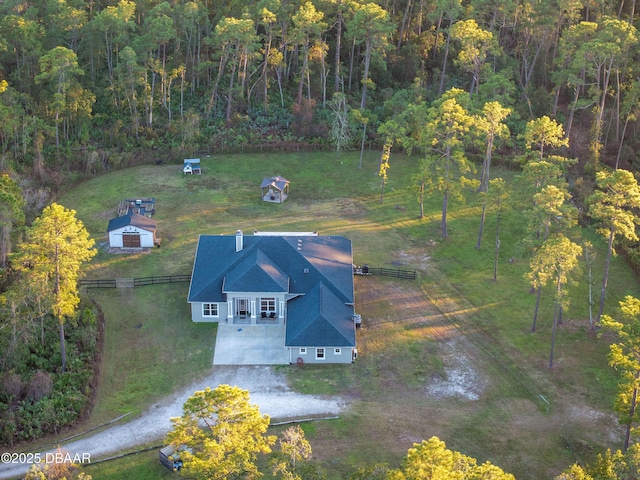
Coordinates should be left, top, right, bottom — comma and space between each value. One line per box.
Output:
425, 337, 487, 401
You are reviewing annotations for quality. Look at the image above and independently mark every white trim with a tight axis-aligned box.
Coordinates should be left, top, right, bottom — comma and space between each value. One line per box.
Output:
261, 297, 276, 315
299, 348, 307, 355
334, 348, 341, 355
253, 231, 317, 236
202, 303, 219, 318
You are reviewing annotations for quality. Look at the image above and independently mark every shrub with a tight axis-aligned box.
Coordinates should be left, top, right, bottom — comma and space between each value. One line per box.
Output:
26, 371, 53, 401
1, 372, 25, 399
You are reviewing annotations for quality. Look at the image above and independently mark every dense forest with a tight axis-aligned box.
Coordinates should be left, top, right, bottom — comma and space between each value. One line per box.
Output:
1, 0, 640, 462
0, 0, 637, 178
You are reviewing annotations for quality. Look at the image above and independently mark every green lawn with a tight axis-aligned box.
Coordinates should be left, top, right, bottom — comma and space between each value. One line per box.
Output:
55, 151, 639, 479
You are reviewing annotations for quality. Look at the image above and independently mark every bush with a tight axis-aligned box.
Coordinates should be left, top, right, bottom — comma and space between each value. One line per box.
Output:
26, 371, 53, 401
0, 307, 99, 446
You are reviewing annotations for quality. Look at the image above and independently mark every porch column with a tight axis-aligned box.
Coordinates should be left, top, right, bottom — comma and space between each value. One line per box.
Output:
251, 300, 256, 324
227, 301, 233, 321
279, 301, 285, 321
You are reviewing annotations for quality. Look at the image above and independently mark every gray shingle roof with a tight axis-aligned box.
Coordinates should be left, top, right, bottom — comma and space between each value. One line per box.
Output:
285, 282, 356, 347
223, 249, 289, 293
188, 233, 355, 347
107, 212, 157, 233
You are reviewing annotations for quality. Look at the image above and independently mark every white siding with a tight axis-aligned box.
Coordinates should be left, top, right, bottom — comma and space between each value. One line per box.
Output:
108, 225, 155, 248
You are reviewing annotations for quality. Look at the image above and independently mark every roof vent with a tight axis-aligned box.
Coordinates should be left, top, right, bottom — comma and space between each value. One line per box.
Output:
303, 268, 309, 274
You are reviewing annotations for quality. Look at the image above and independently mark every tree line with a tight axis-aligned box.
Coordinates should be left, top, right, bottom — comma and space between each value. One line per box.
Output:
0, 200, 96, 446
0, 0, 637, 177
0, 0, 639, 466
376, 84, 640, 454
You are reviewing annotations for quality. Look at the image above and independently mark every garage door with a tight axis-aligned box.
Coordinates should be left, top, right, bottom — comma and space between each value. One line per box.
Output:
122, 233, 141, 248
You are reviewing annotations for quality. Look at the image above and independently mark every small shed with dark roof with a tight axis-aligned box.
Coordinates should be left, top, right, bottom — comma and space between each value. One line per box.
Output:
107, 212, 157, 249
260, 176, 290, 203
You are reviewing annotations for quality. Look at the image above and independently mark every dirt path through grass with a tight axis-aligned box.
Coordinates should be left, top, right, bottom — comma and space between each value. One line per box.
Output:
341, 264, 623, 479
0, 366, 345, 480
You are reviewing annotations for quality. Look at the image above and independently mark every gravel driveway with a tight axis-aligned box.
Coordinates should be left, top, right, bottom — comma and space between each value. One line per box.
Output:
0, 366, 346, 480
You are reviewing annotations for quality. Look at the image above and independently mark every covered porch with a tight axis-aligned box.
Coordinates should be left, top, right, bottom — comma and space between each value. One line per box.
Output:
228, 297, 284, 325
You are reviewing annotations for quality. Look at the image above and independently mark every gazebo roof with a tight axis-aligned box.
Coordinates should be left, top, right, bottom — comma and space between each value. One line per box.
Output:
260, 176, 289, 191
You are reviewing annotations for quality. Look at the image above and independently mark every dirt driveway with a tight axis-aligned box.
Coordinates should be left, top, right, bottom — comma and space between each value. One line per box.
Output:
0, 366, 345, 480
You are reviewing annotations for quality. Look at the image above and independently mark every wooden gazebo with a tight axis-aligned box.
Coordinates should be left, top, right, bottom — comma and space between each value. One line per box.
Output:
260, 176, 290, 203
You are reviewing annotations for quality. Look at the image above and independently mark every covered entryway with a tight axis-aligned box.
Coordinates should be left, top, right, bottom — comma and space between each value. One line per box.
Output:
122, 233, 141, 248
213, 324, 288, 365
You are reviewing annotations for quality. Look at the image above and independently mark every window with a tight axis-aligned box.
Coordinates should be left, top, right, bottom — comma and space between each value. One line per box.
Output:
260, 298, 276, 312
316, 348, 325, 360
299, 348, 307, 355
334, 348, 341, 355
203, 303, 218, 317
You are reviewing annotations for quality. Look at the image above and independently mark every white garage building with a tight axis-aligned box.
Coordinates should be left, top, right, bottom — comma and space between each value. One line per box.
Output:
107, 212, 157, 249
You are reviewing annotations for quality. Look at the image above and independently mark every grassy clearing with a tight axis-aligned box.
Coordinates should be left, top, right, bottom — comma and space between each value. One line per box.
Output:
56, 150, 640, 479
83, 447, 174, 480
88, 284, 215, 424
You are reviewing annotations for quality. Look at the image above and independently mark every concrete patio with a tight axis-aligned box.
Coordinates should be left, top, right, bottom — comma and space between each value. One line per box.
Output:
213, 324, 289, 365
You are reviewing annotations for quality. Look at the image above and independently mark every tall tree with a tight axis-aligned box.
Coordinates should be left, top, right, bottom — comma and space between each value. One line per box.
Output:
476, 101, 511, 249
329, 91, 351, 162
45, 0, 88, 52
113, 46, 142, 141
167, 384, 275, 480
0, 174, 25, 268
387, 436, 515, 479
588, 169, 640, 324
251, 0, 281, 111
582, 18, 637, 166
416, 88, 477, 239
449, 19, 499, 95
88, 0, 136, 99
270, 425, 314, 480
556, 443, 640, 478
136, 2, 178, 127
16, 203, 95, 372
292, 1, 326, 106
431, 0, 463, 95
525, 185, 576, 332
211, 16, 260, 125
35, 46, 86, 149
528, 234, 582, 367
483, 177, 509, 281
346, 2, 395, 109
352, 108, 374, 170
601, 297, 640, 452
173, 0, 210, 94
616, 79, 640, 169
377, 118, 405, 204
0, 14, 45, 94
523, 115, 569, 162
